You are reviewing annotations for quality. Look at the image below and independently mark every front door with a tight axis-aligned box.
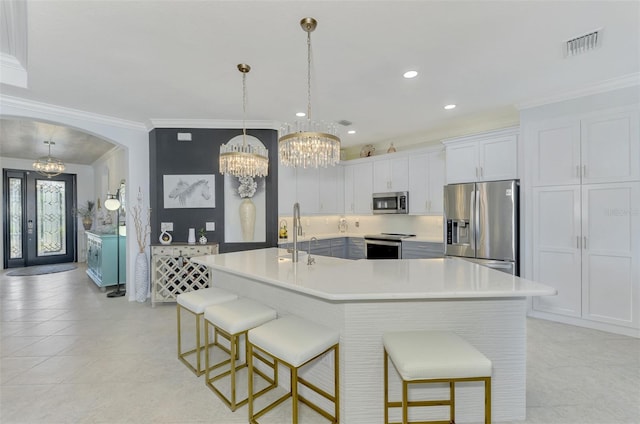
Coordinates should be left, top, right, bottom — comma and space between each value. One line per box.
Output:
3, 169, 77, 268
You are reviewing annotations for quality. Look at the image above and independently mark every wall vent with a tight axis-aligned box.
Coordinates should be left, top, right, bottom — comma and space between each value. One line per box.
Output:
337, 120, 352, 126
565, 29, 602, 57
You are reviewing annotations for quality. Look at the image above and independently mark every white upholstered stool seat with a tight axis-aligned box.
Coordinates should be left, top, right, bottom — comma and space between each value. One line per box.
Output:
176, 288, 238, 376
383, 330, 492, 424
248, 316, 340, 424
203, 298, 277, 411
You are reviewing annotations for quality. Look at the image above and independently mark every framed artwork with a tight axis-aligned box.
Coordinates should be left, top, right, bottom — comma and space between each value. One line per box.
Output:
163, 174, 215, 209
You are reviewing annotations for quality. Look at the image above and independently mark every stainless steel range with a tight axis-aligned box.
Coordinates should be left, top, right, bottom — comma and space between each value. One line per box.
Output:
364, 233, 416, 259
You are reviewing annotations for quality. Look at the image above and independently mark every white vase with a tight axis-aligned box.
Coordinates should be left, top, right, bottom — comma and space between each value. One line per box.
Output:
188, 228, 196, 244
134, 252, 149, 303
239, 198, 256, 242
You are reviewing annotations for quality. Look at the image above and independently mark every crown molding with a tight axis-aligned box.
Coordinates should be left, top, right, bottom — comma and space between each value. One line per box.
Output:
0, 95, 147, 131
146, 118, 280, 131
441, 125, 520, 145
517, 73, 640, 110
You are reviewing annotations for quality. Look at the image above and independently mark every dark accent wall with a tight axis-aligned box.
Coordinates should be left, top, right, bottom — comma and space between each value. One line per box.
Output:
149, 128, 278, 253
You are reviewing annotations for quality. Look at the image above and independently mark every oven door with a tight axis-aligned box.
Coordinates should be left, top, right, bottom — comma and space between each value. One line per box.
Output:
365, 239, 401, 259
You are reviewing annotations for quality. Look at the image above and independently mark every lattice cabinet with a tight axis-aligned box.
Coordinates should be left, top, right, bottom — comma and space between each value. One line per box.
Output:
150, 243, 218, 307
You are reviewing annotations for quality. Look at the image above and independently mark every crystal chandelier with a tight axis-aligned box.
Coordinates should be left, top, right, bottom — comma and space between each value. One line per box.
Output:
32, 140, 66, 178
279, 17, 340, 168
219, 64, 269, 178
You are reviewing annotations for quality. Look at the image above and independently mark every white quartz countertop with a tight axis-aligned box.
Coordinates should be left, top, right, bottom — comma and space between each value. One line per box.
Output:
192, 248, 556, 302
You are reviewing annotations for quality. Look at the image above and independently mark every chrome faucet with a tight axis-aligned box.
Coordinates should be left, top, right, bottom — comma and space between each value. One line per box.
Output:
292, 202, 302, 262
307, 236, 317, 266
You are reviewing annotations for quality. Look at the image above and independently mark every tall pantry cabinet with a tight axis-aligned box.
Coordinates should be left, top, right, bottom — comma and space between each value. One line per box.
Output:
527, 106, 640, 334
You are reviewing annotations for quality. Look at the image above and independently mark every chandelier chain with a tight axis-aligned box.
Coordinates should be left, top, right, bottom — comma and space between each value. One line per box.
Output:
307, 30, 312, 122
242, 71, 247, 144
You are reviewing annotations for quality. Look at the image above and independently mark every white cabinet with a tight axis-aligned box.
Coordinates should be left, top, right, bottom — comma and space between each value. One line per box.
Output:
443, 127, 518, 183
408, 149, 445, 215
278, 163, 297, 215
373, 156, 409, 192
318, 166, 344, 214
344, 162, 373, 214
278, 164, 344, 215
296, 167, 320, 213
530, 110, 640, 186
532, 183, 639, 329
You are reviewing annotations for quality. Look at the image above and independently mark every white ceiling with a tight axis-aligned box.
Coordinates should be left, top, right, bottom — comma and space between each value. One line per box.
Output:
1, 1, 638, 164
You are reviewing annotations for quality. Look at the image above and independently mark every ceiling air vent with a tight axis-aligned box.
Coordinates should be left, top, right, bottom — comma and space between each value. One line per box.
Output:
337, 120, 352, 126
565, 29, 601, 57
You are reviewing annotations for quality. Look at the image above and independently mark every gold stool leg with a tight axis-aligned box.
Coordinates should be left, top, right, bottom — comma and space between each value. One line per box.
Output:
485, 377, 492, 424
291, 366, 298, 424
384, 349, 389, 424
334, 344, 340, 424
450, 380, 456, 423
176, 304, 182, 359
402, 379, 408, 424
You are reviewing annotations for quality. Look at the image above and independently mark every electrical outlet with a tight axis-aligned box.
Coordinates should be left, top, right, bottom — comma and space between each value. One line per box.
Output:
355, 220, 360, 228
161, 222, 173, 231
205, 222, 215, 231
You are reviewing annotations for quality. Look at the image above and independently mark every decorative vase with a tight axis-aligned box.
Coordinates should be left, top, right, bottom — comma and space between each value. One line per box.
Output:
159, 230, 172, 245
199, 235, 207, 245
82, 217, 93, 231
188, 228, 196, 244
239, 198, 256, 242
134, 251, 149, 303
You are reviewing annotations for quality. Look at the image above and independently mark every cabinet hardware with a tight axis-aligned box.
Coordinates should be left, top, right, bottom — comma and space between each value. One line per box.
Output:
583, 164, 587, 178
576, 165, 580, 178
475, 167, 479, 177
584, 236, 587, 249
576, 236, 580, 249
480, 167, 484, 178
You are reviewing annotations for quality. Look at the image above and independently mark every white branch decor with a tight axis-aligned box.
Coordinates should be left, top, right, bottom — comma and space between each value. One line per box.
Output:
133, 187, 151, 253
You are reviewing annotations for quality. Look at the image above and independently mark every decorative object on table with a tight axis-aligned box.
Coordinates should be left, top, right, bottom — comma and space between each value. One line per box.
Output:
159, 230, 172, 245
104, 189, 125, 298
32, 140, 65, 178
77, 200, 95, 230
198, 228, 207, 245
279, 220, 288, 239
219, 64, 269, 178
237, 176, 256, 241
132, 187, 151, 303
360, 144, 375, 158
387, 143, 397, 153
188, 228, 196, 244
163, 174, 215, 209
279, 17, 340, 168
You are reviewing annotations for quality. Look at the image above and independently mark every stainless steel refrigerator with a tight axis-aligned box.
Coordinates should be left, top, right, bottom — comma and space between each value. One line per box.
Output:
443, 180, 519, 275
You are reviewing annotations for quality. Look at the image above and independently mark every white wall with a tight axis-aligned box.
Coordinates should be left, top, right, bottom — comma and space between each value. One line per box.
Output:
0, 96, 149, 301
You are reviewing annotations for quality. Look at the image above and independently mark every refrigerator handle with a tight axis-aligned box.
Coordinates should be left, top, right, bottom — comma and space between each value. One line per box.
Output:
470, 186, 477, 254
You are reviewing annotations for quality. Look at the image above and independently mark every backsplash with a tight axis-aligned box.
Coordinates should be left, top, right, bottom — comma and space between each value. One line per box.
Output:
277, 214, 444, 242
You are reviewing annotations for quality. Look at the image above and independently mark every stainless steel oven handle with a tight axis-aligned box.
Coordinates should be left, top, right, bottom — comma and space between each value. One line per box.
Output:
365, 239, 402, 247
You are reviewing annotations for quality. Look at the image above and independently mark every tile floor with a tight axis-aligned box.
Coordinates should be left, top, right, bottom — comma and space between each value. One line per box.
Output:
1, 264, 638, 424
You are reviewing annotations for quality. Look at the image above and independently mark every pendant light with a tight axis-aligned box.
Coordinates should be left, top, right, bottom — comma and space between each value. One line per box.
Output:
279, 17, 341, 168
219, 64, 269, 178
32, 140, 65, 178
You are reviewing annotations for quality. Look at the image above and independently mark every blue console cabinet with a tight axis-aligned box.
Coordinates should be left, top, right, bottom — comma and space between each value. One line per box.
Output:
86, 231, 126, 289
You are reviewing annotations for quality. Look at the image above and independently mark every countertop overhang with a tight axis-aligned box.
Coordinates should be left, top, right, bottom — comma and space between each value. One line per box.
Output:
192, 248, 556, 302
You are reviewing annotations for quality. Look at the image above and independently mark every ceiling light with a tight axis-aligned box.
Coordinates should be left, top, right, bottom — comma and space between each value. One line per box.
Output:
279, 17, 340, 168
296, 112, 306, 117
348, 130, 356, 134
219, 64, 269, 178
32, 140, 65, 178
444, 104, 456, 110
403, 70, 418, 79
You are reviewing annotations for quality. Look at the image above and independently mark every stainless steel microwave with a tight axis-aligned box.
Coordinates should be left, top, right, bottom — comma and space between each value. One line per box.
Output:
372, 192, 409, 214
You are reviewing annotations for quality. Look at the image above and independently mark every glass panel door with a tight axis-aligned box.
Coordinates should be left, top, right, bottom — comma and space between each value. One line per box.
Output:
9, 177, 23, 260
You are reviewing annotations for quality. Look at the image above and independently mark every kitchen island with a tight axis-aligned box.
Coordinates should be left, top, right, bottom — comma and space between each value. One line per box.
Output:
192, 248, 555, 423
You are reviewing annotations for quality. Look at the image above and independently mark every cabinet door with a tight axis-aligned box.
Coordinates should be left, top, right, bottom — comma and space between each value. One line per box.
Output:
478, 135, 517, 181
581, 183, 639, 328
373, 159, 391, 192
295, 167, 320, 213
530, 120, 581, 186
532, 186, 582, 317
581, 110, 640, 184
389, 157, 409, 191
426, 149, 446, 214
344, 165, 355, 214
319, 166, 344, 214
346, 162, 373, 214
445, 141, 478, 183
278, 163, 297, 215
408, 154, 429, 214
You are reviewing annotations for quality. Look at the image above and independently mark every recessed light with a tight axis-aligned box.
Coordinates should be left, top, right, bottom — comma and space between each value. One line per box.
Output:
348, 130, 356, 134
296, 112, 306, 117
403, 70, 418, 79
444, 104, 456, 110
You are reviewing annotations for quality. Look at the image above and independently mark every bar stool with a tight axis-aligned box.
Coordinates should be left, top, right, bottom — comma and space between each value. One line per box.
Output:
248, 315, 340, 424
203, 298, 278, 411
176, 288, 238, 376
383, 330, 492, 424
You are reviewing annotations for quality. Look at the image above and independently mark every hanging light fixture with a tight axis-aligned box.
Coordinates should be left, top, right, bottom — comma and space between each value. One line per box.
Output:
219, 64, 269, 178
279, 17, 341, 168
32, 140, 66, 178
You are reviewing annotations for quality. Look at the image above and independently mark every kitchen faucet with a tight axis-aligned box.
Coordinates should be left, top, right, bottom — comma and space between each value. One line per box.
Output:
307, 237, 317, 265
292, 202, 302, 262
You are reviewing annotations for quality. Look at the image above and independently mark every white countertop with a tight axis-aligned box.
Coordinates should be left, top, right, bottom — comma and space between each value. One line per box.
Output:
192, 248, 555, 302
276, 233, 444, 244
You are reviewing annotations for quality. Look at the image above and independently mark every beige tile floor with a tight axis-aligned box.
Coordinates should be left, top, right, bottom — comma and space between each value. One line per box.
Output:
1, 264, 639, 424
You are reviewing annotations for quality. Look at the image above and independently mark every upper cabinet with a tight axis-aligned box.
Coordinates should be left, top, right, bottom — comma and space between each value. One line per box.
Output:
443, 127, 518, 183
408, 148, 445, 215
529, 109, 640, 187
344, 161, 373, 214
373, 156, 409, 192
279, 165, 345, 215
